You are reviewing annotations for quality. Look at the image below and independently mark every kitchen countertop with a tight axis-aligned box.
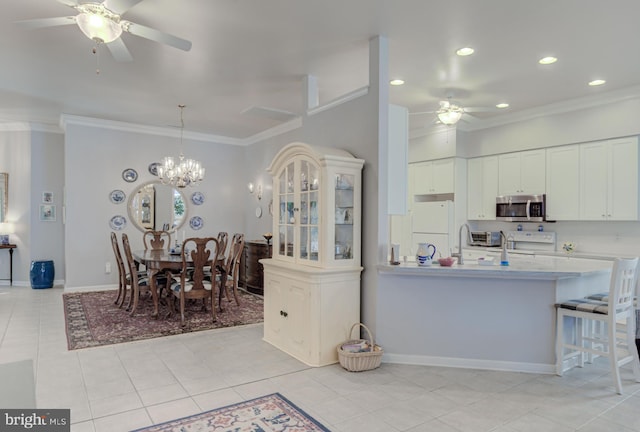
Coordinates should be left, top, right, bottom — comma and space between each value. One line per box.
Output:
377, 254, 613, 280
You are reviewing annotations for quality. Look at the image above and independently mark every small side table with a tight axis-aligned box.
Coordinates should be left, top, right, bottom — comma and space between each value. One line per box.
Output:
0, 244, 16, 285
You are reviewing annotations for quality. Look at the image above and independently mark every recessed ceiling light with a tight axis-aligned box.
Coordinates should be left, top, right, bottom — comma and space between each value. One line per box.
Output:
496, 103, 510, 109
539, 56, 558, 65
456, 47, 474, 56
588, 79, 606, 86
389, 79, 405, 86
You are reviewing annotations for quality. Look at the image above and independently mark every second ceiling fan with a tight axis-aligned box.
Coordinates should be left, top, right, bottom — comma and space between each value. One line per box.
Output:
411, 97, 501, 126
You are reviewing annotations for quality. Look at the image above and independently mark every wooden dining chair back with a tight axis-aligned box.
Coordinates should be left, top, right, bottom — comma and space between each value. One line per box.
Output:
110, 232, 128, 308
217, 232, 229, 257
143, 230, 172, 251
170, 237, 220, 326
217, 233, 245, 306
122, 232, 171, 316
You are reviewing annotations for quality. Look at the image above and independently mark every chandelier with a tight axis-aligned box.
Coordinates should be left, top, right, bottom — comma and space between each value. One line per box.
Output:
157, 105, 205, 188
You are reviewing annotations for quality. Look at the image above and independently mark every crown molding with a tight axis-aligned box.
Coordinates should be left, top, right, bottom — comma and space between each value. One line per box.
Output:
243, 117, 303, 145
0, 122, 62, 133
459, 85, 640, 132
307, 86, 369, 116
59, 114, 244, 145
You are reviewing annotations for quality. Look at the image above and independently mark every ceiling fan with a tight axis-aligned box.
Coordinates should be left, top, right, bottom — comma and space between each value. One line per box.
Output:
15, 0, 192, 62
411, 97, 500, 126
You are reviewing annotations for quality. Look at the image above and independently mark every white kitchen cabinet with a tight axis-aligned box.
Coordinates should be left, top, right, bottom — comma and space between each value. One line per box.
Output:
412, 158, 454, 195
580, 137, 638, 221
498, 149, 546, 195
467, 156, 498, 220
545, 145, 580, 221
262, 142, 364, 366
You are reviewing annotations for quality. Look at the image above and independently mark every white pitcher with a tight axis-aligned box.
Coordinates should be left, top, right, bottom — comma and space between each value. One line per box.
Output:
416, 242, 436, 266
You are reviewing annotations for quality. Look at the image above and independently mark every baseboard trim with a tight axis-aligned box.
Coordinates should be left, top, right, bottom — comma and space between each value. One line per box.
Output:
382, 352, 555, 375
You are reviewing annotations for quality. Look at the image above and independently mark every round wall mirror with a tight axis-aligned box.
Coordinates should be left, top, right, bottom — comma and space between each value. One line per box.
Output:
127, 181, 188, 233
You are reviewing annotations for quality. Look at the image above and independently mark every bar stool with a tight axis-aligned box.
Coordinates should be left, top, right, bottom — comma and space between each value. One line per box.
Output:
555, 257, 640, 394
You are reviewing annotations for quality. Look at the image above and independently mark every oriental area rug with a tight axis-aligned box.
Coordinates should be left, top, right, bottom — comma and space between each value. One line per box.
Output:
63, 289, 263, 350
131, 393, 330, 432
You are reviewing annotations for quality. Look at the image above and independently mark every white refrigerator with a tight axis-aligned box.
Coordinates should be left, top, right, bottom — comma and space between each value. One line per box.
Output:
411, 201, 454, 259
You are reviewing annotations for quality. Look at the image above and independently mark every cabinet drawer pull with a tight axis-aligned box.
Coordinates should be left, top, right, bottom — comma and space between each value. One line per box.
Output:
280, 310, 288, 317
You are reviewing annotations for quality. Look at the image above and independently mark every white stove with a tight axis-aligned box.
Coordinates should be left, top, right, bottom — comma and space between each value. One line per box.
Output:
507, 231, 556, 253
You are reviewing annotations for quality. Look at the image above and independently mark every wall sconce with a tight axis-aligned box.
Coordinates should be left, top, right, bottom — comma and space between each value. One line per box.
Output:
248, 182, 262, 200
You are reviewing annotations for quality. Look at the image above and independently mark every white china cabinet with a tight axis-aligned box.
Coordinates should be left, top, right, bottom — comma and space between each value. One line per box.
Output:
261, 142, 364, 367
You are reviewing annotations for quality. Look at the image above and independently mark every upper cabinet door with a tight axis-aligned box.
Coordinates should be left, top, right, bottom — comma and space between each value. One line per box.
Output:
608, 138, 638, 220
580, 137, 638, 221
467, 156, 498, 220
412, 159, 454, 195
546, 145, 580, 221
498, 149, 545, 195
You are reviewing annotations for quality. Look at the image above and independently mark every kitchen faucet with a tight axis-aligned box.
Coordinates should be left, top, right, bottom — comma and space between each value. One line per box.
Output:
452, 223, 471, 265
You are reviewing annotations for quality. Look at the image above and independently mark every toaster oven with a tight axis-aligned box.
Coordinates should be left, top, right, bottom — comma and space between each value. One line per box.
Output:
469, 231, 502, 247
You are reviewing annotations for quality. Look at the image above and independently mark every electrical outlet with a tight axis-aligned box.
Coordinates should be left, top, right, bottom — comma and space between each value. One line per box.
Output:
105, 262, 111, 274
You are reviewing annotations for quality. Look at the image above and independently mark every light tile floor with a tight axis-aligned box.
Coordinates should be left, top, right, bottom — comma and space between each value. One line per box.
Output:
1, 286, 640, 431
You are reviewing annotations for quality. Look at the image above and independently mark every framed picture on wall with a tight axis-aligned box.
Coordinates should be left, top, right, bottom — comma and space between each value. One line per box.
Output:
40, 204, 56, 222
42, 191, 53, 203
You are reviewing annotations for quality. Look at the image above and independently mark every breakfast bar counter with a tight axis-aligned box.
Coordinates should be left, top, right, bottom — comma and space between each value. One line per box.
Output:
376, 255, 613, 374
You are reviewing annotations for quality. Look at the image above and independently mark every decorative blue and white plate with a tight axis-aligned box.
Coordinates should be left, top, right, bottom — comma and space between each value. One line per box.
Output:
191, 191, 205, 205
122, 168, 138, 183
109, 189, 126, 204
109, 215, 127, 231
148, 162, 161, 176
189, 216, 204, 230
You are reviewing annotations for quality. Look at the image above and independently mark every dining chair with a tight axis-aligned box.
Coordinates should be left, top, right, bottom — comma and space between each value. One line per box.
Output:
216, 233, 245, 307
110, 232, 128, 308
122, 232, 172, 316
169, 237, 221, 326
555, 257, 640, 394
143, 229, 172, 251
217, 232, 229, 257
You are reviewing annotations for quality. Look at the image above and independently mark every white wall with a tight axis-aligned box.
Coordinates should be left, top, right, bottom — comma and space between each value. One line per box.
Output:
63, 121, 245, 289
30, 129, 65, 283
244, 38, 385, 331
0, 127, 32, 285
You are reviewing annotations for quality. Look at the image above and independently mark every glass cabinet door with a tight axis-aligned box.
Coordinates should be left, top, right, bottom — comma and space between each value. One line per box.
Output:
334, 173, 354, 260
299, 160, 320, 262
278, 162, 295, 258
276, 159, 320, 262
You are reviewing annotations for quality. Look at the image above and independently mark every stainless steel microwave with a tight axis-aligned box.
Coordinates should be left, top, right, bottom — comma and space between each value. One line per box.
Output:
496, 194, 546, 222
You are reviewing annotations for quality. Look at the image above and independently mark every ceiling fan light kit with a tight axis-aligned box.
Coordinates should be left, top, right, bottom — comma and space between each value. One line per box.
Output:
75, 3, 122, 43
436, 105, 464, 125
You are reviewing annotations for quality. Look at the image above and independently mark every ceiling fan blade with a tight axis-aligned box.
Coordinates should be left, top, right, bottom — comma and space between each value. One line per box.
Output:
15, 16, 76, 30
460, 113, 481, 124
57, 0, 80, 7
409, 111, 435, 116
103, 0, 144, 15
106, 37, 133, 62
124, 21, 192, 51
464, 107, 499, 113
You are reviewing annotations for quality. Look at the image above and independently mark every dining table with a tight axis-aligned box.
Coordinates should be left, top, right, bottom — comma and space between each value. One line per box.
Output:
133, 249, 227, 319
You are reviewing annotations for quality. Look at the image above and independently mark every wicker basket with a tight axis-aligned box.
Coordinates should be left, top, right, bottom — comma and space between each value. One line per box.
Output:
337, 323, 383, 372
